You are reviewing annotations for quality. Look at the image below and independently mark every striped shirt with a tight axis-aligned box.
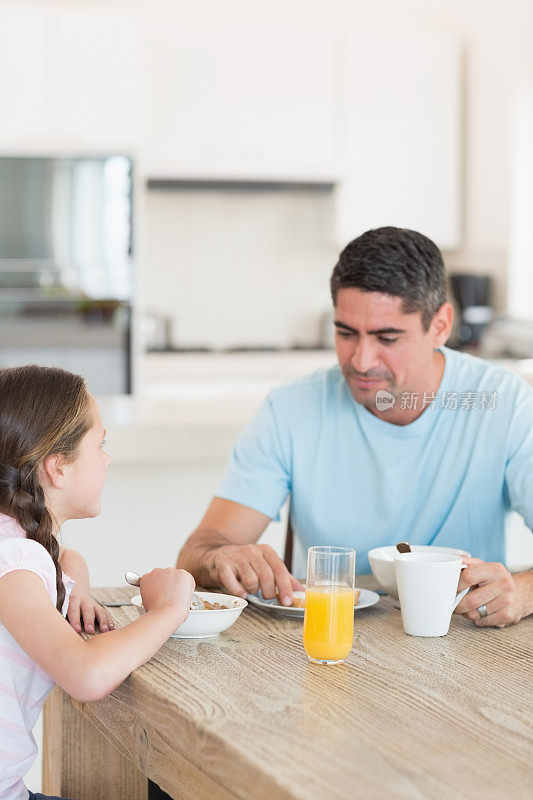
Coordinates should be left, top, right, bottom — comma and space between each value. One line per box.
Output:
0, 513, 74, 800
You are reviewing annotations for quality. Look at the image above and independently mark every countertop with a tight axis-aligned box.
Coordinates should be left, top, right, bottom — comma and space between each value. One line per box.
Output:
100, 351, 337, 462
98, 351, 533, 462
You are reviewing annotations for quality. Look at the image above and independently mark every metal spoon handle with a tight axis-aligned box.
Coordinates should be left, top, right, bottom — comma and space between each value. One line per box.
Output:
124, 571, 204, 610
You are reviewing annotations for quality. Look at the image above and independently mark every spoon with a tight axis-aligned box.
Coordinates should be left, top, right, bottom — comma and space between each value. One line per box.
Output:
125, 571, 205, 610
396, 542, 412, 554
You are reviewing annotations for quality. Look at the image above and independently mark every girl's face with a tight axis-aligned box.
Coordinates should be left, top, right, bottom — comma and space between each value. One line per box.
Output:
63, 397, 111, 520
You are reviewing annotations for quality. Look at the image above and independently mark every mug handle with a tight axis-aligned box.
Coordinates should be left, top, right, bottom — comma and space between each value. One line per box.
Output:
452, 564, 471, 611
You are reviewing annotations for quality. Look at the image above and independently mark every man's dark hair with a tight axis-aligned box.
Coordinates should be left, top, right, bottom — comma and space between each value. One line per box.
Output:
330, 227, 447, 330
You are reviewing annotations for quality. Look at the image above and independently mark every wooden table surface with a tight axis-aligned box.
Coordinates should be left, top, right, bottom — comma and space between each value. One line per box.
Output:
44, 577, 533, 800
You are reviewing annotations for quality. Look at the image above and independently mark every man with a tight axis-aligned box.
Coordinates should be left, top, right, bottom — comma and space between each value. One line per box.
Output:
178, 227, 533, 628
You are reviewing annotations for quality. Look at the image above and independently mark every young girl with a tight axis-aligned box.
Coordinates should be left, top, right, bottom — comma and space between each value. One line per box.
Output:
0, 365, 195, 800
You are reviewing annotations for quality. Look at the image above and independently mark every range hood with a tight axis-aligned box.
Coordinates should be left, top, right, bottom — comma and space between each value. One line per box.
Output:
146, 176, 336, 192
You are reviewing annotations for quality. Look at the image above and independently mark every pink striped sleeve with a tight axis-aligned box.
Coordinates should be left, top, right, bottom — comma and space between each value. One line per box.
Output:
0, 538, 57, 605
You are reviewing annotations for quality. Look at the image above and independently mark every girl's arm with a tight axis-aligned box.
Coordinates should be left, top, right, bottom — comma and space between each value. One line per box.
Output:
58, 546, 113, 634
58, 546, 90, 592
0, 566, 194, 703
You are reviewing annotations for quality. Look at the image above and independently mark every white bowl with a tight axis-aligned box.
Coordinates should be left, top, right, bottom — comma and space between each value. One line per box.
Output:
131, 591, 247, 638
368, 545, 471, 599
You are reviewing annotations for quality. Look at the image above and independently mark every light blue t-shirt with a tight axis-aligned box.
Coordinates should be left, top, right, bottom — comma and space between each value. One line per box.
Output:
215, 347, 533, 574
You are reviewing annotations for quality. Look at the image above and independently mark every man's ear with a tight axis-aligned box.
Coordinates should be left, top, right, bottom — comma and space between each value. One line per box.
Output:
431, 302, 454, 346
41, 454, 67, 490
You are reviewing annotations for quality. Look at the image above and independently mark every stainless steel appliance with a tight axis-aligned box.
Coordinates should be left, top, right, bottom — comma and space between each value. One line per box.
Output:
0, 155, 133, 393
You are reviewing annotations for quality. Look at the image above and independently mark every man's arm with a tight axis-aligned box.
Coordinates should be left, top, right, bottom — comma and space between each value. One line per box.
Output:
460, 378, 533, 627
177, 497, 303, 605
59, 547, 113, 633
455, 558, 533, 627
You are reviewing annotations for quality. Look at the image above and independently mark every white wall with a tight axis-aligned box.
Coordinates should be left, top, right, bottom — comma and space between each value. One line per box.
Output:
142, 188, 336, 348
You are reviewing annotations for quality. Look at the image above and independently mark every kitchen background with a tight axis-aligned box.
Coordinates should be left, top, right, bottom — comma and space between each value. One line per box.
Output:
1, 0, 533, 790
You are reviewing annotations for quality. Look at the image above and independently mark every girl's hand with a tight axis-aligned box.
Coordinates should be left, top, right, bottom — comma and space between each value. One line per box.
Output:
140, 567, 195, 624
58, 547, 113, 633
67, 591, 114, 635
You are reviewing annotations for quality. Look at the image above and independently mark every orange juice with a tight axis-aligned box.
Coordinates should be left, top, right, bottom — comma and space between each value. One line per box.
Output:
303, 585, 354, 663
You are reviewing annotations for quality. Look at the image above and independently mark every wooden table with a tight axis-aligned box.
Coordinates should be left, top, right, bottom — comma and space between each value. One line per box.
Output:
43, 577, 533, 800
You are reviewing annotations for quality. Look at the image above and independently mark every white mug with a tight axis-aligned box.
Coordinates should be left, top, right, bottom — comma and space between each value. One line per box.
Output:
394, 552, 470, 637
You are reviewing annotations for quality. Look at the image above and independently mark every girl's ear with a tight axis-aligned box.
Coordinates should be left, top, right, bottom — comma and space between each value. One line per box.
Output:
41, 454, 67, 489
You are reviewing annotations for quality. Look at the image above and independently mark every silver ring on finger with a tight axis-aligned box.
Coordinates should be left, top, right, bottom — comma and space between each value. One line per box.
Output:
477, 604, 488, 618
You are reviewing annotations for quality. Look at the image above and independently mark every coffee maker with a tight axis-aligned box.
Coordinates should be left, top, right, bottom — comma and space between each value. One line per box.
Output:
449, 274, 493, 350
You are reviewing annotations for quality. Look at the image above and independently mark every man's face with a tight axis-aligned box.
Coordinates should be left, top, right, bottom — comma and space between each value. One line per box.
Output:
334, 288, 447, 409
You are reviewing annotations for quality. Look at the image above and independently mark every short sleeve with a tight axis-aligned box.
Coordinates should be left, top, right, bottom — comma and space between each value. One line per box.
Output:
504, 382, 533, 529
0, 537, 57, 605
215, 395, 291, 521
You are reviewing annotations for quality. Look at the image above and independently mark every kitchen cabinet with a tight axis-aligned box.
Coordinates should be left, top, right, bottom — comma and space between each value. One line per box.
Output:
47, 7, 142, 151
0, 5, 49, 148
0, 6, 461, 246
143, 19, 340, 179
0, 4, 142, 153
144, 23, 460, 246
335, 33, 461, 249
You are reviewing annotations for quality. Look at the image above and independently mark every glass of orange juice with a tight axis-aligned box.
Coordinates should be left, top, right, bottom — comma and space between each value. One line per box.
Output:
303, 546, 356, 665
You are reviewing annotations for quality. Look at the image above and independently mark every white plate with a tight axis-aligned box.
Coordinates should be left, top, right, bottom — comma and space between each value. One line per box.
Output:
246, 588, 380, 618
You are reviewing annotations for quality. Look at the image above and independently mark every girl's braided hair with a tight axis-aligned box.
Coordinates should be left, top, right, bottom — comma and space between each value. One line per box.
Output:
0, 365, 91, 611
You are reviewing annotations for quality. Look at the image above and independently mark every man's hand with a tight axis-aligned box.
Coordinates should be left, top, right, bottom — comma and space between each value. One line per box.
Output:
454, 557, 532, 628
177, 498, 304, 605
67, 589, 114, 635
204, 542, 304, 605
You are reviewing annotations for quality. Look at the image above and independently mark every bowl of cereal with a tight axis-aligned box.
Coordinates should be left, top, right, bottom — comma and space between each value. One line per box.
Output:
131, 591, 247, 638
